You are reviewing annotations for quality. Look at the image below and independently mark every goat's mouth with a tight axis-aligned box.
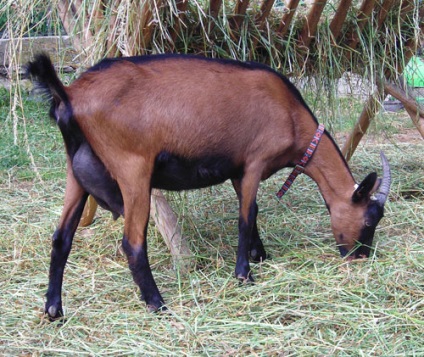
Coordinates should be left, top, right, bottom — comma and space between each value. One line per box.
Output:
338, 245, 371, 260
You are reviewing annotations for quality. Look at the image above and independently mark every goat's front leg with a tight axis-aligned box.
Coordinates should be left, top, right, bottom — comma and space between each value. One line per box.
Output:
46, 161, 88, 320
232, 178, 267, 264
119, 169, 165, 312
234, 166, 263, 282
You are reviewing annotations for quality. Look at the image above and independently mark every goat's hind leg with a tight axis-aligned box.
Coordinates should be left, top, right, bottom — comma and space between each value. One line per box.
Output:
45, 162, 88, 321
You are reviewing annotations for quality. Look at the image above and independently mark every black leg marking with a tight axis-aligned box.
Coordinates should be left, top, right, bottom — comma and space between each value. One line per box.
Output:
45, 193, 88, 321
122, 236, 165, 312
231, 179, 267, 264
235, 202, 258, 282
249, 203, 267, 263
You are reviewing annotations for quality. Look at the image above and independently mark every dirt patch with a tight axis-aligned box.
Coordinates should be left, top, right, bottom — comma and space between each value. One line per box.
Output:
336, 115, 423, 147
0, 180, 34, 192
392, 129, 423, 144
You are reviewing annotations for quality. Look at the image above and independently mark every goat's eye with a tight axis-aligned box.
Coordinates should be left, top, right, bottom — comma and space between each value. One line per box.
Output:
365, 220, 372, 227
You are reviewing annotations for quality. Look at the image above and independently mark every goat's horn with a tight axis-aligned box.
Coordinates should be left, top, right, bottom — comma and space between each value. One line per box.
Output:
375, 151, 392, 206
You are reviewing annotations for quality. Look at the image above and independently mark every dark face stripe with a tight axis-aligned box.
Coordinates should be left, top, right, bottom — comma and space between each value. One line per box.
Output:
355, 202, 385, 258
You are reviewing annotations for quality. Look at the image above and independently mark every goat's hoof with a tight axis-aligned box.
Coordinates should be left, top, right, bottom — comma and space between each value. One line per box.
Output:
249, 248, 268, 263
146, 304, 159, 313
45, 304, 65, 323
146, 303, 167, 314
236, 273, 254, 284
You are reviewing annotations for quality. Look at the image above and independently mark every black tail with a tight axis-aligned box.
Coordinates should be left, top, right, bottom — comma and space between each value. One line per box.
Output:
26, 53, 69, 118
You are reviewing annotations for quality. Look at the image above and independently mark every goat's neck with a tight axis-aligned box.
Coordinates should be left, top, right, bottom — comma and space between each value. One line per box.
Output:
303, 134, 356, 206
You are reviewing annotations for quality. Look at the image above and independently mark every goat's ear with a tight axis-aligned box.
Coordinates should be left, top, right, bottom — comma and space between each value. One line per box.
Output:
352, 172, 378, 203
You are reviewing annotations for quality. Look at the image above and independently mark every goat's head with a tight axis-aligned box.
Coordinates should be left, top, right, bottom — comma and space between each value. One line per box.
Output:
330, 152, 391, 259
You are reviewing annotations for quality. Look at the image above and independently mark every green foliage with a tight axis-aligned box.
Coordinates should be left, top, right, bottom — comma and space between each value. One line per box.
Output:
0, 87, 8, 106
0, 11, 6, 35
3, 2, 64, 37
0, 88, 65, 183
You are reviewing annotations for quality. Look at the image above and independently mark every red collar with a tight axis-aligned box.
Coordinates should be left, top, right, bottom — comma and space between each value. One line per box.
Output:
276, 124, 325, 199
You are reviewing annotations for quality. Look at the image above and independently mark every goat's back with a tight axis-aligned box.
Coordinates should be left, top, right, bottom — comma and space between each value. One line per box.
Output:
68, 55, 312, 163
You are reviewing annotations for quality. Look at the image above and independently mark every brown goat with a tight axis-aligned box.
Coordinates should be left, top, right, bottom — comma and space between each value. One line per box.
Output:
27, 53, 391, 320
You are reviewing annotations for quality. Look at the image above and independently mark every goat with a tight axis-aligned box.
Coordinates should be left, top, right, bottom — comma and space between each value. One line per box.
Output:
26, 53, 391, 320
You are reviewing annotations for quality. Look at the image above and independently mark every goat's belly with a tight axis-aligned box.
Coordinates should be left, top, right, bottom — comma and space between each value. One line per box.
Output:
72, 142, 124, 218
151, 151, 242, 191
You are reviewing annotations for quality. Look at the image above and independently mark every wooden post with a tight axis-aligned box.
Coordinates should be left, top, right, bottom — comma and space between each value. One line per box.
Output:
404, 105, 424, 139
57, 0, 95, 54
256, 0, 276, 29
341, 87, 385, 161
209, 0, 223, 18
233, 0, 250, 29
277, 0, 300, 37
169, 0, 189, 46
383, 82, 424, 138
329, 0, 353, 39
299, 0, 328, 48
150, 190, 194, 272
205, 0, 223, 34
344, 0, 377, 64
251, 0, 276, 49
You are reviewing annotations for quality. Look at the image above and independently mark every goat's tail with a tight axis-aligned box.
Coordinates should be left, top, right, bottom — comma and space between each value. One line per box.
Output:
26, 53, 70, 116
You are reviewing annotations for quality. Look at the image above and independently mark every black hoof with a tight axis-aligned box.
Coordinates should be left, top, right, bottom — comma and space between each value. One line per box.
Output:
45, 304, 64, 322
146, 303, 167, 313
249, 248, 268, 263
236, 273, 254, 284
